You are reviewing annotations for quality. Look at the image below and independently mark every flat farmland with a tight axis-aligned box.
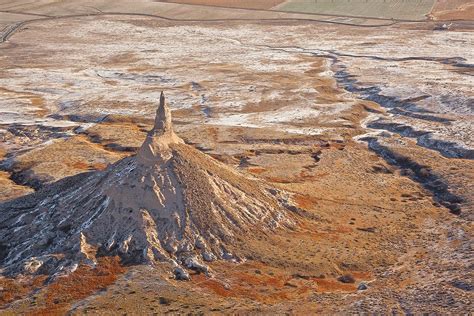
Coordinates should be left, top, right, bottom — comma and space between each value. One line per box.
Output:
158, 0, 286, 10
273, 0, 436, 20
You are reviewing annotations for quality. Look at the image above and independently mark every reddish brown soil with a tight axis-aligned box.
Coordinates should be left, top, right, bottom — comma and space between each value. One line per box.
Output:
0, 276, 47, 306
314, 277, 356, 292
294, 194, 319, 210
266, 176, 295, 183
28, 257, 125, 315
192, 268, 292, 303
191, 260, 369, 304
247, 166, 267, 174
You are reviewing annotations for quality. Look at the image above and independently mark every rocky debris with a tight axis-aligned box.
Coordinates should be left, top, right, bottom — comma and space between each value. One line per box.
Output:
182, 256, 209, 275
357, 282, 368, 291
158, 296, 172, 305
0, 92, 298, 277
451, 280, 473, 292
357, 227, 377, 233
284, 281, 298, 288
337, 274, 355, 284
434, 23, 452, 31
292, 273, 311, 280
173, 266, 190, 281
202, 251, 217, 262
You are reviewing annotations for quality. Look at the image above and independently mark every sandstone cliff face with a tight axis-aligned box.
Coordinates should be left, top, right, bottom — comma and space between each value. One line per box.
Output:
0, 93, 297, 278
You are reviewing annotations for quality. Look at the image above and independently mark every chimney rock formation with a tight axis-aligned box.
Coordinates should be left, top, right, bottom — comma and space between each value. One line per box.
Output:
138, 92, 183, 164
0, 93, 298, 279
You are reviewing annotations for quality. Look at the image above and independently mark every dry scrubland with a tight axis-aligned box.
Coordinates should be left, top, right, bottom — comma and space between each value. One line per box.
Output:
0, 0, 472, 314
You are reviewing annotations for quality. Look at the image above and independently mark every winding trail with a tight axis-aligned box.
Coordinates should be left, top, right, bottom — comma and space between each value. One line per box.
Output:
0, 13, 380, 44
1, 1, 472, 45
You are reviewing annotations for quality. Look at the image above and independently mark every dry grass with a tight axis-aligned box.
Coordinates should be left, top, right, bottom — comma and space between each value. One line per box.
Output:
11, 135, 126, 185
0, 276, 47, 306
31, 257, 125, 314
430, 0, 474, 20
241, 99, 285, 113
0, 171, 34, 202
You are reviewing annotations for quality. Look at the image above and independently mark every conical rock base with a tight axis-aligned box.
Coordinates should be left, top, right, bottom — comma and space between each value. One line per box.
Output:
0, 93, 298, 278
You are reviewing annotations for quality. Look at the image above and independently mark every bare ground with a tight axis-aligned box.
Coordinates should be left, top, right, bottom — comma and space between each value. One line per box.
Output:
0, 8, 472, 315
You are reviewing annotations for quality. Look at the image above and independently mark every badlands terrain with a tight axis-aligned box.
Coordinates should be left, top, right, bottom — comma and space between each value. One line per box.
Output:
0, 0, 473, 314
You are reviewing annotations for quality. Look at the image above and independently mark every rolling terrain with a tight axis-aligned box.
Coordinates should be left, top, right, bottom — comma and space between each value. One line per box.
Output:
0, 0, 472, 314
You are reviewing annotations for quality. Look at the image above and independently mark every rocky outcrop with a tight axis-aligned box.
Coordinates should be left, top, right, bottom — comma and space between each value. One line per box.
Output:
0, 92, 298, 278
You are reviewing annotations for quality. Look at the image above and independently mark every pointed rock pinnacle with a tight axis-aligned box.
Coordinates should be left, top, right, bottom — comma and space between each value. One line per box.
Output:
153, 91, 173, 134
137, 91, 183, 164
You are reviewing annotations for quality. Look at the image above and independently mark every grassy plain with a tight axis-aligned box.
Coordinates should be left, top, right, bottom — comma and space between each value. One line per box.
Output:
274, 0, 435, 20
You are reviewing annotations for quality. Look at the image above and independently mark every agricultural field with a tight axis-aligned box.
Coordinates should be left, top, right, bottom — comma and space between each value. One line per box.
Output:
0, 0, 395, 27
159, 0, 286, 10
274, 0, 436, 20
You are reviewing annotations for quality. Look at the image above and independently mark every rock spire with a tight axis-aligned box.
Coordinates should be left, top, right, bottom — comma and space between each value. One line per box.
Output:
153, 91, 173, 135
0, 92, 299, 279
137, 91, 183, 164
